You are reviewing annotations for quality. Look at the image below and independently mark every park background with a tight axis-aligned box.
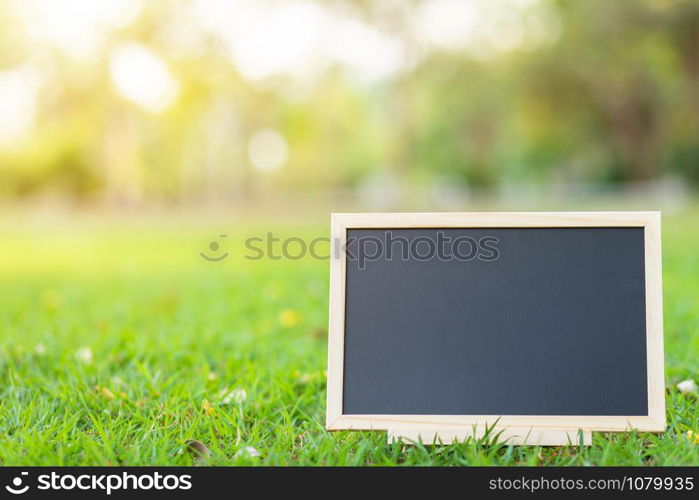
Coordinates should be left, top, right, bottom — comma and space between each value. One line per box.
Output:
1, 0, 698, 465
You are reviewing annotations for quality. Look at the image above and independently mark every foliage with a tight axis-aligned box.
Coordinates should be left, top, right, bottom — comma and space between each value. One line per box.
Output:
1, 0, 699, 203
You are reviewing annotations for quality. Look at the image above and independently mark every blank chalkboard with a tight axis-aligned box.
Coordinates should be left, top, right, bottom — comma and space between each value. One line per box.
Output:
343, 227, 647, 415
326, 213, 665, 437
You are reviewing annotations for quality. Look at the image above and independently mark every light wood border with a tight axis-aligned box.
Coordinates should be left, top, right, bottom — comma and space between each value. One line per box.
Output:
387, 427, 592, 446
326, 212, 665, 435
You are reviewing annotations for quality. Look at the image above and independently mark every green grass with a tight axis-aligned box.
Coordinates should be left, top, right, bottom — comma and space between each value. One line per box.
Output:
0, 211, 698, 466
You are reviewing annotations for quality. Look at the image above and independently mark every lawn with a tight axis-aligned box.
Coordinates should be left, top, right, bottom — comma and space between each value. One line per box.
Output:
0, 210, 697, 466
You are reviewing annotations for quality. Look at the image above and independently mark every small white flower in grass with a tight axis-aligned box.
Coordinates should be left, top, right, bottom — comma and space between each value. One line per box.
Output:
677, 379, 698, 394
207, 372, 217, 381
234, 446, 261, 459
219, 387, 247, 405
75, 347, 93, 365
35, 343, 46, 355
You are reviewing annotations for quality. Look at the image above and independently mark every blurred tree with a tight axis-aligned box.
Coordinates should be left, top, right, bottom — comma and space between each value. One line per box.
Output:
1, 0, 698, 204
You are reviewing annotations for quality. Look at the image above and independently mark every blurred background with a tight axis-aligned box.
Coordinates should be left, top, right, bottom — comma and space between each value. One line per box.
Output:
2, 0, 699, 215
2, 1, 699, 466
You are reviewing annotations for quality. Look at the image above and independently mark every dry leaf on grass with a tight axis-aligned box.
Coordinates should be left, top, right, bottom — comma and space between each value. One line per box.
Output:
185, 439, 211, 461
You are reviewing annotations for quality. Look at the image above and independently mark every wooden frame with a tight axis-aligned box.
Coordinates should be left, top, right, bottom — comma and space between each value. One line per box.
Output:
326, 212, 665, 444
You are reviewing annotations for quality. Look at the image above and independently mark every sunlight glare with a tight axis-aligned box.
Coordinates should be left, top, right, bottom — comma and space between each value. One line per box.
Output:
414, 0, 480, 50
191, 0, 407, 83
11, 0, 142, 59
109, 43, 180, 113
0, 65, 42, 147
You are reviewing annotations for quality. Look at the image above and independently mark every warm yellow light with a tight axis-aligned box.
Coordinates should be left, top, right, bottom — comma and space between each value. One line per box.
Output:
0, 65, 41, 146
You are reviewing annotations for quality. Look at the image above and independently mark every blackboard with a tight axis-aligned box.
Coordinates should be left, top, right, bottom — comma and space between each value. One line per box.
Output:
343, 227, 647, 416
326, 213, 665, 439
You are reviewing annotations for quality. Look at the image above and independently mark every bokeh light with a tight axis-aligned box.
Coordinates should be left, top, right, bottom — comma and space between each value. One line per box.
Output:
248, 129, 289, 172
0, 64, 41, 146
0, 0, 696, 208
110, 42, 179, 112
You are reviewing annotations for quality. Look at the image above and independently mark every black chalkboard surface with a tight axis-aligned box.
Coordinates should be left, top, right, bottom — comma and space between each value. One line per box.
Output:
343, 227, 647, 416
326, 213, 665, 442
